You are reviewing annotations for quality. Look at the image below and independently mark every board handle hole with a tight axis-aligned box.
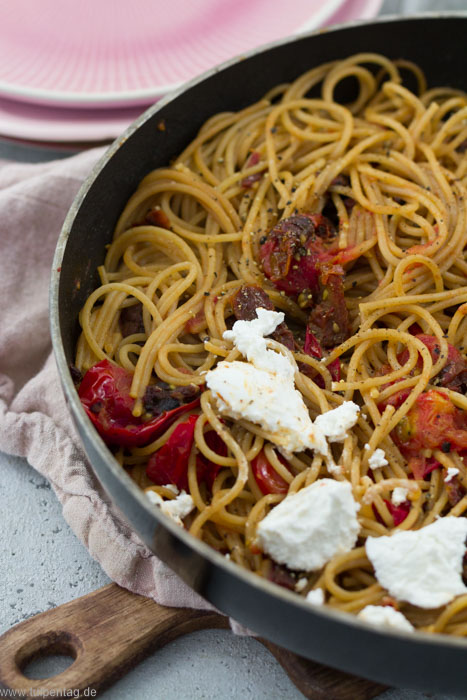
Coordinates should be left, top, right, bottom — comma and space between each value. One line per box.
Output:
16, 631, 80, 680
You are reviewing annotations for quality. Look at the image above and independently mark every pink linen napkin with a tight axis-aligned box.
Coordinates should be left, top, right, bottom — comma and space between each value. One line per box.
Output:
0, 148, 224, 615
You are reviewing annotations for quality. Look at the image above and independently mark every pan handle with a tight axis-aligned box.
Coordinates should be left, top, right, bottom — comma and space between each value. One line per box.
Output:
0, 582, 386, 700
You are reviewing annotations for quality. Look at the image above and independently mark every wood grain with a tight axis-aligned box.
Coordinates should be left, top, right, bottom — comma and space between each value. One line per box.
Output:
0, 583, 387, 699
261, 641, 387, 700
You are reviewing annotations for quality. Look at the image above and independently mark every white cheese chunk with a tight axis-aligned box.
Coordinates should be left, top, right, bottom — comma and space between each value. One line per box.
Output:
147, 491, 163, 507
366, 517, 467, 608
223, 308, 294, 378
295, 577, 308, 592
162, 483, 179, 495
306, 588, 325, 605
207, 308, 360, 457
445, 467, 460, 483
368, 448, 388, 470
206, 360, 328, 454
391, 487, 409, 506
357, 605, 414, 632
146, 490, 194, 526
257, 479, 360, 571
314, 401, 360, 442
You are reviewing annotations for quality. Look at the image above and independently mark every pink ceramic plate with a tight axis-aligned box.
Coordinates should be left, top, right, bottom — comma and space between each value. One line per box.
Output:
0, 98, 144, 143
0, 0, 382, 143
0, 0, 347, 108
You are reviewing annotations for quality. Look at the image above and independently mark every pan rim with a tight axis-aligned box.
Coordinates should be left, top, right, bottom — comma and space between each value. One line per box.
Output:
50, 10, 467, 654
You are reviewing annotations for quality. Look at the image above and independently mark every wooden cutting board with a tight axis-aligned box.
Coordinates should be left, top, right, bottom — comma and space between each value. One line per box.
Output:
0, 583, 387, 699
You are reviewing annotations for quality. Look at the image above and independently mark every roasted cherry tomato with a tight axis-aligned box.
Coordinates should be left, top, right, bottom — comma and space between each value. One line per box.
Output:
241, 151, 265, 188
196, 429, 228, 489
445, 476, 466, 506
372, 499, 411, 526
146, 414, 198, 490
78, 359, 200, 448
251, 449, 290, 495
144, 207, 171, 229
378, 335, 467, 411
259, 213, 335, 297
303, 327, 341, 383
397, 335, 467, 394
303, 326, 323, 359
387, 500, 411, 526
407, 456, 442, 481
391, 390, 467, 478
259, 213, 353, 347
147, 419, 228, 492
267, 562, 296, 590
393, 390, 467, 455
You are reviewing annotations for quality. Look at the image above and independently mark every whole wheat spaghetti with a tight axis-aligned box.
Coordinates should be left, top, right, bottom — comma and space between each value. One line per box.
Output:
74, 54, 467, 635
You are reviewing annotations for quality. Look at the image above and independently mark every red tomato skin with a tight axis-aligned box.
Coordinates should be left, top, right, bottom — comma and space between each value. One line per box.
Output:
408, 456, 442, 480
372, 500, 410, 526
378, 335, 467, 412
259, 213, 334, 295
267, 562, 296, 590
397, 335, 467, 393
79, 359, 199, 447
146, 415, 198, 490
259, 213, 353, 348
251, 450, 290, 495
392, 391, 467, 473
303, 328, 341, 383
196, 430, 228, 489
147, 422, 229, 492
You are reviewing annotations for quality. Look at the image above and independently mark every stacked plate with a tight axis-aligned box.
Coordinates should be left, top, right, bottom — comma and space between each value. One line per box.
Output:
0, 0, 382, 144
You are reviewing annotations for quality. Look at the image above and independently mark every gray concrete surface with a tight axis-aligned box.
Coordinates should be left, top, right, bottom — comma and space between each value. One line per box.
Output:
0, 452, 305, 699
0, 451, 460, 699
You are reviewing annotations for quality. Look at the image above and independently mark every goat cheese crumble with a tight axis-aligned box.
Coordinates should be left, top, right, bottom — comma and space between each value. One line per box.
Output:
223, 307, 294, 378
366, 517, 467, 608
306, 588, 325, 606
206, 308, 359, 456
295, 577, 308, 592
357, 605, 414, 632
314, 401, 360, 442
368, 448, 388, 469
391, 487, 409, 506
146, 490, 194, 526
256, 479, 360, 571
445, 467, 460, 483
206, 360, 328, 454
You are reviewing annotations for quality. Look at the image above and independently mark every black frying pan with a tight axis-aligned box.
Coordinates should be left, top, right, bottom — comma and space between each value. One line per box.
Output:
50, 14, 467, 694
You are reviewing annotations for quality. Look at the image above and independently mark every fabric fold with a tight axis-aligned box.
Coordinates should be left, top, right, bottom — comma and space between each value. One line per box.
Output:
0, 149, 223, 615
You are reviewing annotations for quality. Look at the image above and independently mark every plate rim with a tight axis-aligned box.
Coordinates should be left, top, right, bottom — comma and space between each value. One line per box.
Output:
0, 0, 347, 108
